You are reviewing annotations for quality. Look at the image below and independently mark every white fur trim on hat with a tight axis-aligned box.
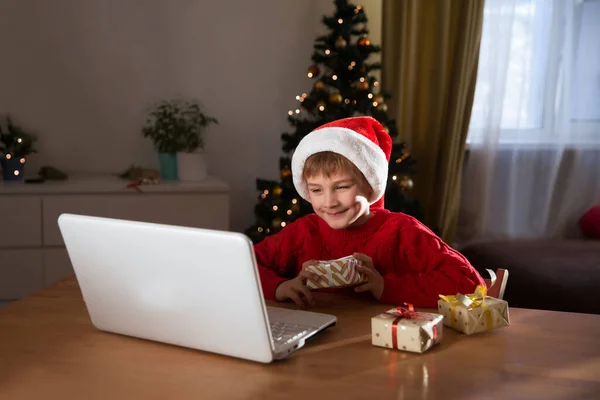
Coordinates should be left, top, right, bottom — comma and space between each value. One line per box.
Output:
291, 127, 389, 205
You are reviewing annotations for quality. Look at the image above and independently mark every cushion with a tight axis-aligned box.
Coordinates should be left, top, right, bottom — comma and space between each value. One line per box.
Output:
580, 205, 600, 239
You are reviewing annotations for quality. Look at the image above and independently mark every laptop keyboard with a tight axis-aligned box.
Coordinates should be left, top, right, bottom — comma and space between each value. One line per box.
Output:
270, 321, 315, 345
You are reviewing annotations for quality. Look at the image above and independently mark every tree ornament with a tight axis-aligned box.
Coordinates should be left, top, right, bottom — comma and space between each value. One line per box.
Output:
376, 103, 388, 112
358, 81, 369, 91
335, 36, 347, 49
358, 36, 371, 47
307, 65, 320, 78
328, 92, 343, 104
273, 186, 283, 196
315, 80, 326, 91
399, 176, 414, 191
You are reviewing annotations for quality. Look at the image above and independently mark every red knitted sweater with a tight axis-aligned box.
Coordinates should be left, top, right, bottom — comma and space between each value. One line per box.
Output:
254, 209, 485, 307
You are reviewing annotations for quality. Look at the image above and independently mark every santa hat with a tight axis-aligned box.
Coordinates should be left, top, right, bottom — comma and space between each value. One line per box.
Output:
291, 116, 392, 208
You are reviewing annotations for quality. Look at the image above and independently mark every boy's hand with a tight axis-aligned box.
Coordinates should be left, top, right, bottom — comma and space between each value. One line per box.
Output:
353, 253, 384, 300
275, 261, 320, 307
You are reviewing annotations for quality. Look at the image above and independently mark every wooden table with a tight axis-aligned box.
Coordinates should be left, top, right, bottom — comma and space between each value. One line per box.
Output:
1, 278, 599, 399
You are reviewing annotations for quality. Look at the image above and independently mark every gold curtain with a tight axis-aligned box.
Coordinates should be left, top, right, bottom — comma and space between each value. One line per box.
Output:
382, 0, 484, 243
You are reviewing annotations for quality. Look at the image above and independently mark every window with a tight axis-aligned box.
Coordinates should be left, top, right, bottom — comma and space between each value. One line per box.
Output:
468, 0, 600, 145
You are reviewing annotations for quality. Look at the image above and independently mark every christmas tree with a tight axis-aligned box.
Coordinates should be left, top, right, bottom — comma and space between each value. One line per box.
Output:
245, 0, 421, 244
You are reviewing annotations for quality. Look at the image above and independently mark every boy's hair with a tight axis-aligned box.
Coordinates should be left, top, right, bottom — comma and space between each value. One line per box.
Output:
302, 151, 370, 188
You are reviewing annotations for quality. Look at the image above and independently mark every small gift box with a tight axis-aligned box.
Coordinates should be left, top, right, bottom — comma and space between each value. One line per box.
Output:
305, 255, 364, 289
371, 305, 443, 353
437, 282, 510, 335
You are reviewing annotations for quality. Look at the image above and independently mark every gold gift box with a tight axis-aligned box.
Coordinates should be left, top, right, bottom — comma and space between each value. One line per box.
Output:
305, 256, 364, 289
371, 306, 443, 353
437, 285, 510, 335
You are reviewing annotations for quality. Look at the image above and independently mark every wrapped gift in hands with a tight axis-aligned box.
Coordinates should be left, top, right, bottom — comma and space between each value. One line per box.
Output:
305, 255, 365, 289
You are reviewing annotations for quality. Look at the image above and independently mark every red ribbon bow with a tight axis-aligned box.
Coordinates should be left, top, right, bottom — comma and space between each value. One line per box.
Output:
385, 303, 439, 350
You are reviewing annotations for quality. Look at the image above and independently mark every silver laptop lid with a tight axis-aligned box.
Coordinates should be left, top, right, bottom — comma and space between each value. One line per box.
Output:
58, 213, 275, 363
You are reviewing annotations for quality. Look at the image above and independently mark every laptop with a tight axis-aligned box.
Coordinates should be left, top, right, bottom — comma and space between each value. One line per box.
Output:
57, 213, 337, 363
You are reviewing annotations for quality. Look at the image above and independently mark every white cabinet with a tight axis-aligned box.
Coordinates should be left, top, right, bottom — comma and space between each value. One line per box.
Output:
0, 174, 230, 301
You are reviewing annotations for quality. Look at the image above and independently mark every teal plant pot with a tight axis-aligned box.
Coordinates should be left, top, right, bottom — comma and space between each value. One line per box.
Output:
158, 152, 178, 181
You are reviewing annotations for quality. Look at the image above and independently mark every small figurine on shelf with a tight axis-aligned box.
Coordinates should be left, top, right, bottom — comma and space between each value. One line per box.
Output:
119, 164, 160, 192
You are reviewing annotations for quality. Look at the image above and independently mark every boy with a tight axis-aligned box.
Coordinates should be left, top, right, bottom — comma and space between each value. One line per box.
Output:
255, 116, 484, 308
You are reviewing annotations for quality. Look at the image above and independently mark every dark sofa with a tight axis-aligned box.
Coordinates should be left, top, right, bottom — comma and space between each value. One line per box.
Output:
460, 239, 600, 315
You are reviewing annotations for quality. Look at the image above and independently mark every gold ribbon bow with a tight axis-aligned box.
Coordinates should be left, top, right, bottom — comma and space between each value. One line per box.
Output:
439, 269, 496, 331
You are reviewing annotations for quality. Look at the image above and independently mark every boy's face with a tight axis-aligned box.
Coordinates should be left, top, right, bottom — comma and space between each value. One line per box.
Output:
306, 171, 373, 230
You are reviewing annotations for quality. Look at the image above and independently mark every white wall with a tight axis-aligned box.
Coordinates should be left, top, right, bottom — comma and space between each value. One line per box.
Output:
0, 0, 382, 233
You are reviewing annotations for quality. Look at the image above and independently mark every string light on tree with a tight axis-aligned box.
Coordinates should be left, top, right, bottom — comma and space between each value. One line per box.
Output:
332, 75, 338, 80
5, 154, 11, 160
338, 18, 343, 24
325, 49, 331, 55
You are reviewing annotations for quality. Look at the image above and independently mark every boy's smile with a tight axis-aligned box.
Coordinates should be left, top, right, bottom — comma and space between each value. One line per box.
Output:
306, 172, 373, 229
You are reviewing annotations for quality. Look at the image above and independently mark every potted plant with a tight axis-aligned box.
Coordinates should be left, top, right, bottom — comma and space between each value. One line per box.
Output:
142, 99, 218, 181
0, 117, 38, 182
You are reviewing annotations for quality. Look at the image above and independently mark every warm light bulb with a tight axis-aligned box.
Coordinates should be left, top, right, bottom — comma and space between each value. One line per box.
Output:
14, 170, 19, 176
355, 6, 362, 13
264, 190, 269, 194
332, 75, 338, 80
288, 110, 293, 116
360, 77, 365, 82
287, 210, 292, 215
295, 95, 301, 100
393, 175, 397, 180
299, 98, 304, 102
353, 100, 357, 104
325, 49, 331, 55
351, 61, 356, 66
307, 72, 313, 78
266, 228, 270, 233
5, 154, 11, 160
302, 93, 307, 97
344, 99, 350, 104
295, 109, 300, 114
20, 158, 25, 164
374, 81, 379, 87
368, 93, 373, 99
281, 222, 287, 227
17, 138, 22, 143
373, 102, 379, 107
258, 227, 264, 233
273, 205, 278, 211
338, 18, 343, 24
319, 106, 325, 111
348, 65, 353, 70
261, 194, 266, 199
292, 199, 298, 204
